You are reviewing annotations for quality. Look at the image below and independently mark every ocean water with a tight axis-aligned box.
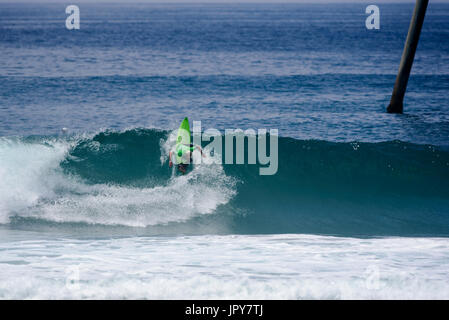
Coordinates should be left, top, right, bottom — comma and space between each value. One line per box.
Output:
1, 3, 449, 299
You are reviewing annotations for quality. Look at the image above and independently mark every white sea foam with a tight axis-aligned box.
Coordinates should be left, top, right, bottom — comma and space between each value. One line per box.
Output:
0, 233, 448, 299
0, 138, 69, 224
0, 137, 235, 226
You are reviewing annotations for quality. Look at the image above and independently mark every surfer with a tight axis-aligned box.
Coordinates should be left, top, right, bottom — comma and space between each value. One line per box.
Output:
169, 117, 205, 174
169, 144, 205, 174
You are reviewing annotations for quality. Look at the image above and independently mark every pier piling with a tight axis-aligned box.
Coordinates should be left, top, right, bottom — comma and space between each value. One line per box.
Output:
387, 0, 429, 114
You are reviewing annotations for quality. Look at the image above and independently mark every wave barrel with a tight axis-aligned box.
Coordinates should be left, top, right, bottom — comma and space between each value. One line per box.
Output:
387, 0, 429, 114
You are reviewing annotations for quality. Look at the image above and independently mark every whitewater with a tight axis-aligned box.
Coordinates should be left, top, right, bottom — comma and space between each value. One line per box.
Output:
1, 232, 449, 299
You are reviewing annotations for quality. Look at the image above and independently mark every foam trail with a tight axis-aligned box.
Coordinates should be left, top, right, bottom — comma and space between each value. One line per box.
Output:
28, 164, 235, 227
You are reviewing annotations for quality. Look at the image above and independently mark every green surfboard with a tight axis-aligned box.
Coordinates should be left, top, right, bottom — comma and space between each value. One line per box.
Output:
177, 117, 191, 146
175, 117, 192, 165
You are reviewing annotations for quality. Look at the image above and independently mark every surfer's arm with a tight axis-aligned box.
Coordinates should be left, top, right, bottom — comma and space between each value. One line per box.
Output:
169, 151, 173, 167
195, 145, 206, 158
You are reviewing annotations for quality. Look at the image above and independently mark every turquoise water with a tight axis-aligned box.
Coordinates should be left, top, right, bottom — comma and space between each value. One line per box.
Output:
2, 129, 447, 237
0, 3, 449, 299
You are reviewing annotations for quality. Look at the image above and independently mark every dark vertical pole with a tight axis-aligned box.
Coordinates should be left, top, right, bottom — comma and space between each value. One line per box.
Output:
387, 0, 429, 114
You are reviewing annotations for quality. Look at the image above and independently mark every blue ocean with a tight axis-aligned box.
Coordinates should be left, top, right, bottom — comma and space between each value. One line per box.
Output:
1, 2, 449, 299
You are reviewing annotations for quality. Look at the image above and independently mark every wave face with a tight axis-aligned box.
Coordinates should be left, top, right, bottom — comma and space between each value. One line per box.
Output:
1, 129, 449, 237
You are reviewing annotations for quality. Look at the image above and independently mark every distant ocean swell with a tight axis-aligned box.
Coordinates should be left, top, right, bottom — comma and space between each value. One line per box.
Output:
0, 128, 448, 237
